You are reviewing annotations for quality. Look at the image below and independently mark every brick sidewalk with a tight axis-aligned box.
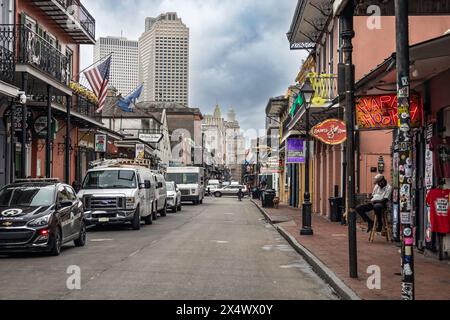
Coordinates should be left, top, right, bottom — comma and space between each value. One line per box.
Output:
252, 200, 450, 300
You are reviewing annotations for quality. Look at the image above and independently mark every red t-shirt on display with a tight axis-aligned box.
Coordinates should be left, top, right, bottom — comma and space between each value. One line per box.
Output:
426, 189, 450, 234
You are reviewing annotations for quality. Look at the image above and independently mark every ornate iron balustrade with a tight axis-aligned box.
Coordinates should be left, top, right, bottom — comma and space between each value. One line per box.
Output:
44, 0, 95, 41
73, 93, 101, 123
17, 25, 70, 86
307, 72, 338, 104
0, 24, 15, 84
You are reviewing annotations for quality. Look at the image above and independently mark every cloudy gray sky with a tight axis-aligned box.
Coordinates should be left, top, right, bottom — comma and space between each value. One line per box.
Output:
81, 0, 305, 132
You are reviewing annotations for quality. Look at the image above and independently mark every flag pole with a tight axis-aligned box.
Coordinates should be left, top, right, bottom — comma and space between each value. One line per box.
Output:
72, 52, 113, 81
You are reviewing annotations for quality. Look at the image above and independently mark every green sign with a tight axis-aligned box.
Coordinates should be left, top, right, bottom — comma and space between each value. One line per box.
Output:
289, 94, 304, 117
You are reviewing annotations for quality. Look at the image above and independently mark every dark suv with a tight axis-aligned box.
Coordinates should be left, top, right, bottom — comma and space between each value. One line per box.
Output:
0, 179, 86, 256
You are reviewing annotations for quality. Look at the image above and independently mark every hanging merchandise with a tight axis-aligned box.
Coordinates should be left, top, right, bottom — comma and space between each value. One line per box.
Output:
426, 188, 450, 234
429, 136, 450, 179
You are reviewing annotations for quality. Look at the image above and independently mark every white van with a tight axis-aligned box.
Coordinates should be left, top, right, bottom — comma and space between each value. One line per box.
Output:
166, 167, 205, 205
78, 164, 156, 230
152, 172, 167, 217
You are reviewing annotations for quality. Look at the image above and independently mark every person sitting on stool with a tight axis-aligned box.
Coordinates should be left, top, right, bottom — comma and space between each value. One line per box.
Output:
356, 174, 392, 233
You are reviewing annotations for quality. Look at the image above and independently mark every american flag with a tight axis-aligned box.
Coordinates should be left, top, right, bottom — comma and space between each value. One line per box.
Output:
84, 56, 112, 113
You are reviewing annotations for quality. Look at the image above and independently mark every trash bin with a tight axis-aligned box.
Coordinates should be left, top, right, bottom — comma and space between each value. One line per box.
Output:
329, 197, 343, 222
252, 188, 260, 199
262, 189, 276, 208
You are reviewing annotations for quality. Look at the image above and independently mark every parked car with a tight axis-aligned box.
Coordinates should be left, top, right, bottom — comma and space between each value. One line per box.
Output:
206, 179, 221, 195
0, 179, 86, 256
214, 185, 248, 198
78, 164, 156, 230
153, 172, 168, 217
166, 181, 182, 212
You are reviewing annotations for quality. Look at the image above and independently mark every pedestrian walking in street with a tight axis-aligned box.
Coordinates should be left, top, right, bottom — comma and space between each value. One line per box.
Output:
355, 174, 393, 233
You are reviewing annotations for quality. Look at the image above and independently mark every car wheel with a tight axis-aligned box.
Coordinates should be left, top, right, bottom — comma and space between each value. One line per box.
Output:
214, 192, 222, 198
49, 227, 62, 256
74, 221, 87, 247
144, 210, 153, 225
131, 207, 141, 230
160, 202, 167, 217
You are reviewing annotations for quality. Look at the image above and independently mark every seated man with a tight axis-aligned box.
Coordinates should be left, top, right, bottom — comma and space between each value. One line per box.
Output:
356, 174, 392, 233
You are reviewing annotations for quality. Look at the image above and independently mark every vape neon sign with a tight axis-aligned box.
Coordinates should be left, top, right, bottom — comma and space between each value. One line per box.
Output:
356, 94, 422, 130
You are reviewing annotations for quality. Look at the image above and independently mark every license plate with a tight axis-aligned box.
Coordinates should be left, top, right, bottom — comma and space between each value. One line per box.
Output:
98, 218, 109, 223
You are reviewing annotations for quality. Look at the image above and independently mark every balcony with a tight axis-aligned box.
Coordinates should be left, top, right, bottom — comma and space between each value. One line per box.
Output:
0, 25, 15, 85
307, 72, 338, 105
31, 0, 95, 44
16, 24, 70, 86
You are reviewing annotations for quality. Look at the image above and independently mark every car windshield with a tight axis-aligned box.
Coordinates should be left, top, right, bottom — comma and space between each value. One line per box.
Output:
82, 170, 137, 189
0, 185, 55, 207
166, 173, 198, 185
166, 183, 175, 191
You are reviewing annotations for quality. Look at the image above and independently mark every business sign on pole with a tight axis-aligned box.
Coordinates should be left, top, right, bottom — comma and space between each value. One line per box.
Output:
139, 133, 163, 144
135, 144, 145, 160
356, 94, 422, 130
310, 119, 347, 145
286, 138, 305, 164
94, 134, 107, 153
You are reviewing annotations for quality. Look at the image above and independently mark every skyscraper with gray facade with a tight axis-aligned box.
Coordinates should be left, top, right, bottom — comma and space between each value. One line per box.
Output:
139, 12, 189, 105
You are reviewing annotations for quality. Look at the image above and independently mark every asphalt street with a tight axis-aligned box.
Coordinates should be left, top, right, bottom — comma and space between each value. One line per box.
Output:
0, 197, 337, 300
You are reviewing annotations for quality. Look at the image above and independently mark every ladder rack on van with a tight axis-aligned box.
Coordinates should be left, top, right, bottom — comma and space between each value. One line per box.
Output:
89, 158, 152, 169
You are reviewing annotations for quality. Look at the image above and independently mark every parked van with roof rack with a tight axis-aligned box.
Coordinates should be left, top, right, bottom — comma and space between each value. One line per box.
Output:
77, 159, 157, 230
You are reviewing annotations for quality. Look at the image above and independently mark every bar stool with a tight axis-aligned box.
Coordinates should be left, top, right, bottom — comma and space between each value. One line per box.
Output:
369, 208, 393, 243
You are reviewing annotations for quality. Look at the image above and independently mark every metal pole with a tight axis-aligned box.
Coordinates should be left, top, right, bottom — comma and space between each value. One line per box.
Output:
21, 73, 28, 178
301, 105, 313, 235
65, 95, 71, 183
341, 1, 358, 279
46, 85, 52, 178
395, 0, 414, 300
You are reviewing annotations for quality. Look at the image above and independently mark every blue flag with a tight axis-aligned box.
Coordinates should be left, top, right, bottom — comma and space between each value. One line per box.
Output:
117, 84, 144, 112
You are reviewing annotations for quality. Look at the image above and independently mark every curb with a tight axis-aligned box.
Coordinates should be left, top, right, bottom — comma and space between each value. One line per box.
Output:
251, 199, 361, 301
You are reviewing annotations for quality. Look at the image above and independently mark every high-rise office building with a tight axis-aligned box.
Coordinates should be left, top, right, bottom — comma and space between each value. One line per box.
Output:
139, 12, 189, 105
94, 36, 139, 95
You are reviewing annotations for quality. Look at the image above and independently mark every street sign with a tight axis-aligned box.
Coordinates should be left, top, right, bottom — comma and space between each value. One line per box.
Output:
139, 133, 163, 144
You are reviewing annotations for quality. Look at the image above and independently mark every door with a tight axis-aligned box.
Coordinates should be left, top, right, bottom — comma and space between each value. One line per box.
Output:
57, 185, 72, 240
65, 186, 81, 236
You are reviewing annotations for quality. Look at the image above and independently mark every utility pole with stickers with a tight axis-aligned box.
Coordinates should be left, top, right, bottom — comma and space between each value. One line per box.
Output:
395, 0, 414, 300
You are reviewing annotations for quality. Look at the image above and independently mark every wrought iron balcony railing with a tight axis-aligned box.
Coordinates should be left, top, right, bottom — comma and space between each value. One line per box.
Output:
16, 24, 70, 86
32, 0, 96, 43
307, 72, 338, 105
73, 93, 102, 123
0, 25, 15, 85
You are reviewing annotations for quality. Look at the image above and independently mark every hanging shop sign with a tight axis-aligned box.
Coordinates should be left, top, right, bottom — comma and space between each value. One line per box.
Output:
355, 94, 422, 130
286, 138, 305, 164
94, 134, 107, 153
139, 133, 163, 144
33, 116, 58, 138
3, 106, 33, 131
135, 144, 145, 160
261, 156, 282, 174
310, 119, 347, 145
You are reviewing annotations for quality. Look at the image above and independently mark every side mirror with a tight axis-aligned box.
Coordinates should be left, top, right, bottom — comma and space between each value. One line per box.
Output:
145, 180, 151, 189
59, 200, 73, 208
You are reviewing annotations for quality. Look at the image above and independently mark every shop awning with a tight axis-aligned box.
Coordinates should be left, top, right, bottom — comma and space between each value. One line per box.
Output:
356, 33, 450, 96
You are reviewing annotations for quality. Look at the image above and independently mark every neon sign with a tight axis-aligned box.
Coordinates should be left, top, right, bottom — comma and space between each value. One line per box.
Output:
355, 94, 422, 130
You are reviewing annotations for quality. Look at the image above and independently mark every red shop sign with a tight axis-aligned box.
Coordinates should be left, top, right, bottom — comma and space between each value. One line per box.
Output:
356, 94, 422, 130
310, 119, 347, 145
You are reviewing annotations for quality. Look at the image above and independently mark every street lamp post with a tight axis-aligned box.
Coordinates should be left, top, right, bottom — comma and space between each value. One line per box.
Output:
300, 78, 315, 236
